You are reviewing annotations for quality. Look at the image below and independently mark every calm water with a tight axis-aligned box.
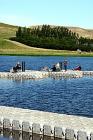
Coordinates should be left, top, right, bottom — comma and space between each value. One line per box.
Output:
0, 56, 93, 140
0, 56, 93, 117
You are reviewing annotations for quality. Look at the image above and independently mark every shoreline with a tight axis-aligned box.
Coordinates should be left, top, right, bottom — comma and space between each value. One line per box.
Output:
0, 53, 93, 57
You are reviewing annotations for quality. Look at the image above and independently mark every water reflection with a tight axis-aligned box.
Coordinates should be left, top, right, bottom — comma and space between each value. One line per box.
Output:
0, 129, 64, 140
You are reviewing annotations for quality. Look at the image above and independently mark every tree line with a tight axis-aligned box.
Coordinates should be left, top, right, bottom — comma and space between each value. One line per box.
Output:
10, 25, 93, 51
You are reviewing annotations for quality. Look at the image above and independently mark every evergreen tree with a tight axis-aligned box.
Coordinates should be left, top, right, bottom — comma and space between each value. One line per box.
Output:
16, 27, 22, 38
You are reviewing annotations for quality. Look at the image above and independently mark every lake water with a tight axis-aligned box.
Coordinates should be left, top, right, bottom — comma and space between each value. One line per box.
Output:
0, 56, 93, 117
0, 56, 93, 140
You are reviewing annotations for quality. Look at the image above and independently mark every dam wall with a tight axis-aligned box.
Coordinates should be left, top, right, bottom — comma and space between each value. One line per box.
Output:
0, 106, 93, 139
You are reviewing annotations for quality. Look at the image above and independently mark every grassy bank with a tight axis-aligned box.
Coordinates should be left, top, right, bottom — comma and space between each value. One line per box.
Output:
0, 39, 93, 56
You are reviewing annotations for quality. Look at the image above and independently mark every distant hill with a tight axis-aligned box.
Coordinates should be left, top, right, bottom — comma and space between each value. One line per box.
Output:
0, 22, 93, 39
30, 25, 93, 39
0, 23, 18, 39
67, 27, 93, 39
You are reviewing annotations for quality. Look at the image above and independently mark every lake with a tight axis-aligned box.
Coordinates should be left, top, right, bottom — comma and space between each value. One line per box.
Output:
0, 56, 93, 140
0, 56, 93, 117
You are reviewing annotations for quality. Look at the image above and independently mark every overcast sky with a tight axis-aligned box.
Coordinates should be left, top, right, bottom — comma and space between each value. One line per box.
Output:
0, 0, 93, 29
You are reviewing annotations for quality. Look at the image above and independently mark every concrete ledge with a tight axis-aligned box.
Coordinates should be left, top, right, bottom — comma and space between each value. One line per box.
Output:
77, 131, 87, 140
54, 126, 63, 138
0, 106, 93, 139
32, 123, 40, 134
65, 128, 75, 140
3, 118, 11, 129
90, 133, 93, 140
43, 125, 52, 136
22, 121, 31, 132
12, 120, 21, 131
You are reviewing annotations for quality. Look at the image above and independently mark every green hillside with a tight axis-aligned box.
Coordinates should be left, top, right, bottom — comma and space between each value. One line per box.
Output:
12, 25, 93, 52
0, 39, 82, 56
0, 22, 93, 56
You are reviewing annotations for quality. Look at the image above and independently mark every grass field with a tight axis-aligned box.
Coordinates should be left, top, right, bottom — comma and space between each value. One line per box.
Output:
0, 22, 93, 56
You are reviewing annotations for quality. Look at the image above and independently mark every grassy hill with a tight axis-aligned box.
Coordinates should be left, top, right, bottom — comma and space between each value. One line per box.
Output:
0, 23, 18, 39
30, 25, 93, 39
68, 27, 93, 39
1, 22, 93, 40
0, 24, 78, 56
0, 22, 93, 56
0, 39, 81, 56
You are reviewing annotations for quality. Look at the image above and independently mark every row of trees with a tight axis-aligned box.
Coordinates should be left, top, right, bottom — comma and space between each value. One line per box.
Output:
10, 25, 93, 51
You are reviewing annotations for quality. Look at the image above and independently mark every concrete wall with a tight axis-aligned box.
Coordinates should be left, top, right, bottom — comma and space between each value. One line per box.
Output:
0, 106, 93, 139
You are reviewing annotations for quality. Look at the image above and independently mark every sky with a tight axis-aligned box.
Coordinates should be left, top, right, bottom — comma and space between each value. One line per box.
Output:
0, 0, 93, 29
